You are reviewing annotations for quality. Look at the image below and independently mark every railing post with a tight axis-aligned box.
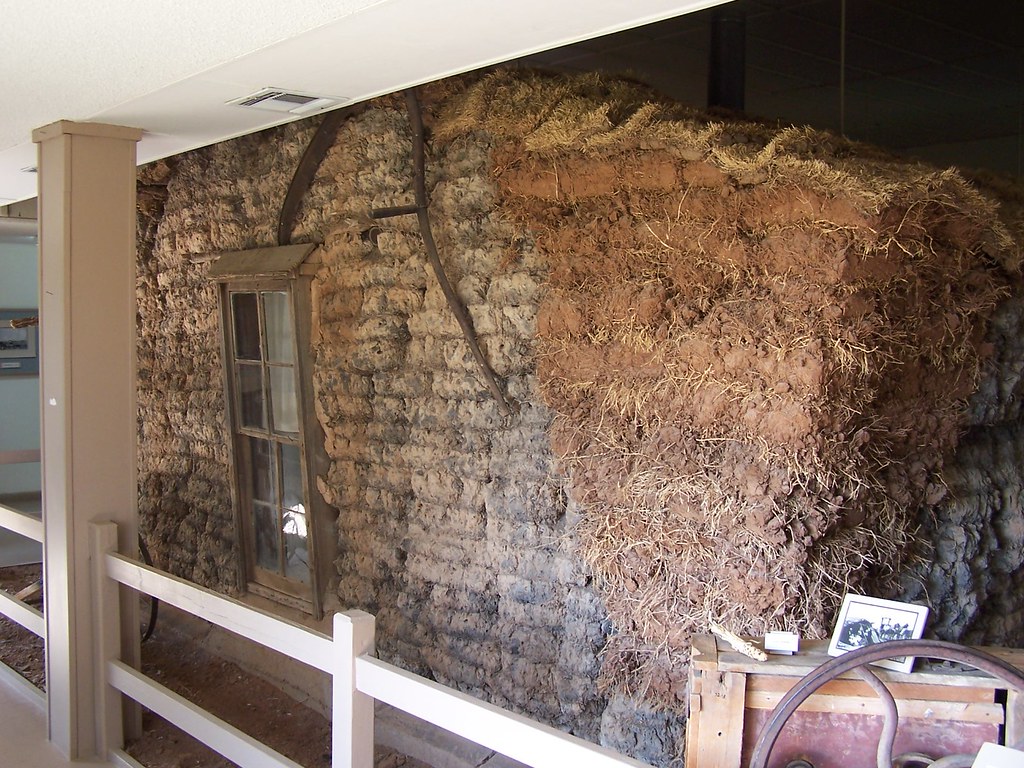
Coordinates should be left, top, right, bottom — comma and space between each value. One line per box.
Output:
90, 521, 124, 759
333, 610, 375, 768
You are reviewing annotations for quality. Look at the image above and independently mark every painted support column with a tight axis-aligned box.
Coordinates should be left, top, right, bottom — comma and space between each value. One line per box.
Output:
32, 120, 142, 759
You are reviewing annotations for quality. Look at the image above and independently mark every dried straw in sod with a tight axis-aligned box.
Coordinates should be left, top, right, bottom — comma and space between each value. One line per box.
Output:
437, 70, 1020, 709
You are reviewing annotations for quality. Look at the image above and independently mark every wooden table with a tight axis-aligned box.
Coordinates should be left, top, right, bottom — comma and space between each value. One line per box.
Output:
685, 634, 1024, 768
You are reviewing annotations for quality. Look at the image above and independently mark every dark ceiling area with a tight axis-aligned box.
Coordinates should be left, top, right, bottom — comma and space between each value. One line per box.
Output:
522, 0, 1023, 179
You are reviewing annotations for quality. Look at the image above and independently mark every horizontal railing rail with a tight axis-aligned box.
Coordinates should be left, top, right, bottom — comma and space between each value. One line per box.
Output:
357, 655, 650, 767
0, 502, 43, 543
107, 660, 303, 768
0, 585, 44, 637
0, 498, 45, 642
104, 550, 334, 672
90, 520, 650, 768
92, 523, 333, 766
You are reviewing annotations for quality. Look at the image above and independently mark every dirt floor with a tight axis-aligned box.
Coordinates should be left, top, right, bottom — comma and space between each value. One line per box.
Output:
0, 564, 45, 688
0, 565, 428, 768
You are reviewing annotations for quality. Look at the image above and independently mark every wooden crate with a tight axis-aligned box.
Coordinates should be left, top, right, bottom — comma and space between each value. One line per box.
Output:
685, 635, 1024, 768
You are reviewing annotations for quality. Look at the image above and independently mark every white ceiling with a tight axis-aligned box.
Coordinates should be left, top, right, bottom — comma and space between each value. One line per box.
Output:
0, 0, 730, 205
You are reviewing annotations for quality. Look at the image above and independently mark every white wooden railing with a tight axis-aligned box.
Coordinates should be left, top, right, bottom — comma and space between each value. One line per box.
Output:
91, 520, 650, 768
0, 497, 45, 641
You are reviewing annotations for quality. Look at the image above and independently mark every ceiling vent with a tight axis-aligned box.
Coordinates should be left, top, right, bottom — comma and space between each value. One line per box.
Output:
228, 88, 345, 115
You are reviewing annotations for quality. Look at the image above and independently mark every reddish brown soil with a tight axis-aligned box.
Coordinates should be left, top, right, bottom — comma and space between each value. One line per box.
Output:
0, 565, 426, 768
439, 69, 1019, 707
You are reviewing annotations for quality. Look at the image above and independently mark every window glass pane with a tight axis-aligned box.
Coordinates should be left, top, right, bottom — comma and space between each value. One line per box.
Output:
270, 366, 299, 433
249, 437, 276, 504
252, 503, 280, 573
283, 510, 310, 584
231, 293, 261, 361
281, 444, 304, 513
237, 364, 266, 430
228, 284, 312, 593
263, 291, 294, 364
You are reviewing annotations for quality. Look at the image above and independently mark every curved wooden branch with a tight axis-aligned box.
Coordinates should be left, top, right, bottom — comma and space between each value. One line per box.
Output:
372, 89, 515, 418
278, 103, 367, 246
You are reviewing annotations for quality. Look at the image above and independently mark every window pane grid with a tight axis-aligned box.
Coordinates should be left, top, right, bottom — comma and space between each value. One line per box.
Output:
246, 438, 310, 584
236, 362, 266, 429
231, 292, 261, 361
230, 292, 300, 440
263, 291, 294, 363
228, 285, 311, 594
253, 501, 279, 573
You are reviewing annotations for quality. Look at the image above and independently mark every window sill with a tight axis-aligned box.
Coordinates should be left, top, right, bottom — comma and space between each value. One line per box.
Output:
240, 582, 331, 631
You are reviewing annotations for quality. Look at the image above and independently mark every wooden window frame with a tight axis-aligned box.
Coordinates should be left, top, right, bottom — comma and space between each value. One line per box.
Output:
211, 245, 334, 618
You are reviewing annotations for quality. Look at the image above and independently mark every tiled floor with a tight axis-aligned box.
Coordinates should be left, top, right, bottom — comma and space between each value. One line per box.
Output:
0, 671, 112, 768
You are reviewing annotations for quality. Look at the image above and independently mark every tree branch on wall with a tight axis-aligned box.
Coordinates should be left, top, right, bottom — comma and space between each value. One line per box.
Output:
372, 89, 516, 419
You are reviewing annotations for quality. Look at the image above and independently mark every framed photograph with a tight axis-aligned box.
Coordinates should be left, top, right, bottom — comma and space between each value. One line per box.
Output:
827, 593, 929, 673
0, 309, 39, 376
